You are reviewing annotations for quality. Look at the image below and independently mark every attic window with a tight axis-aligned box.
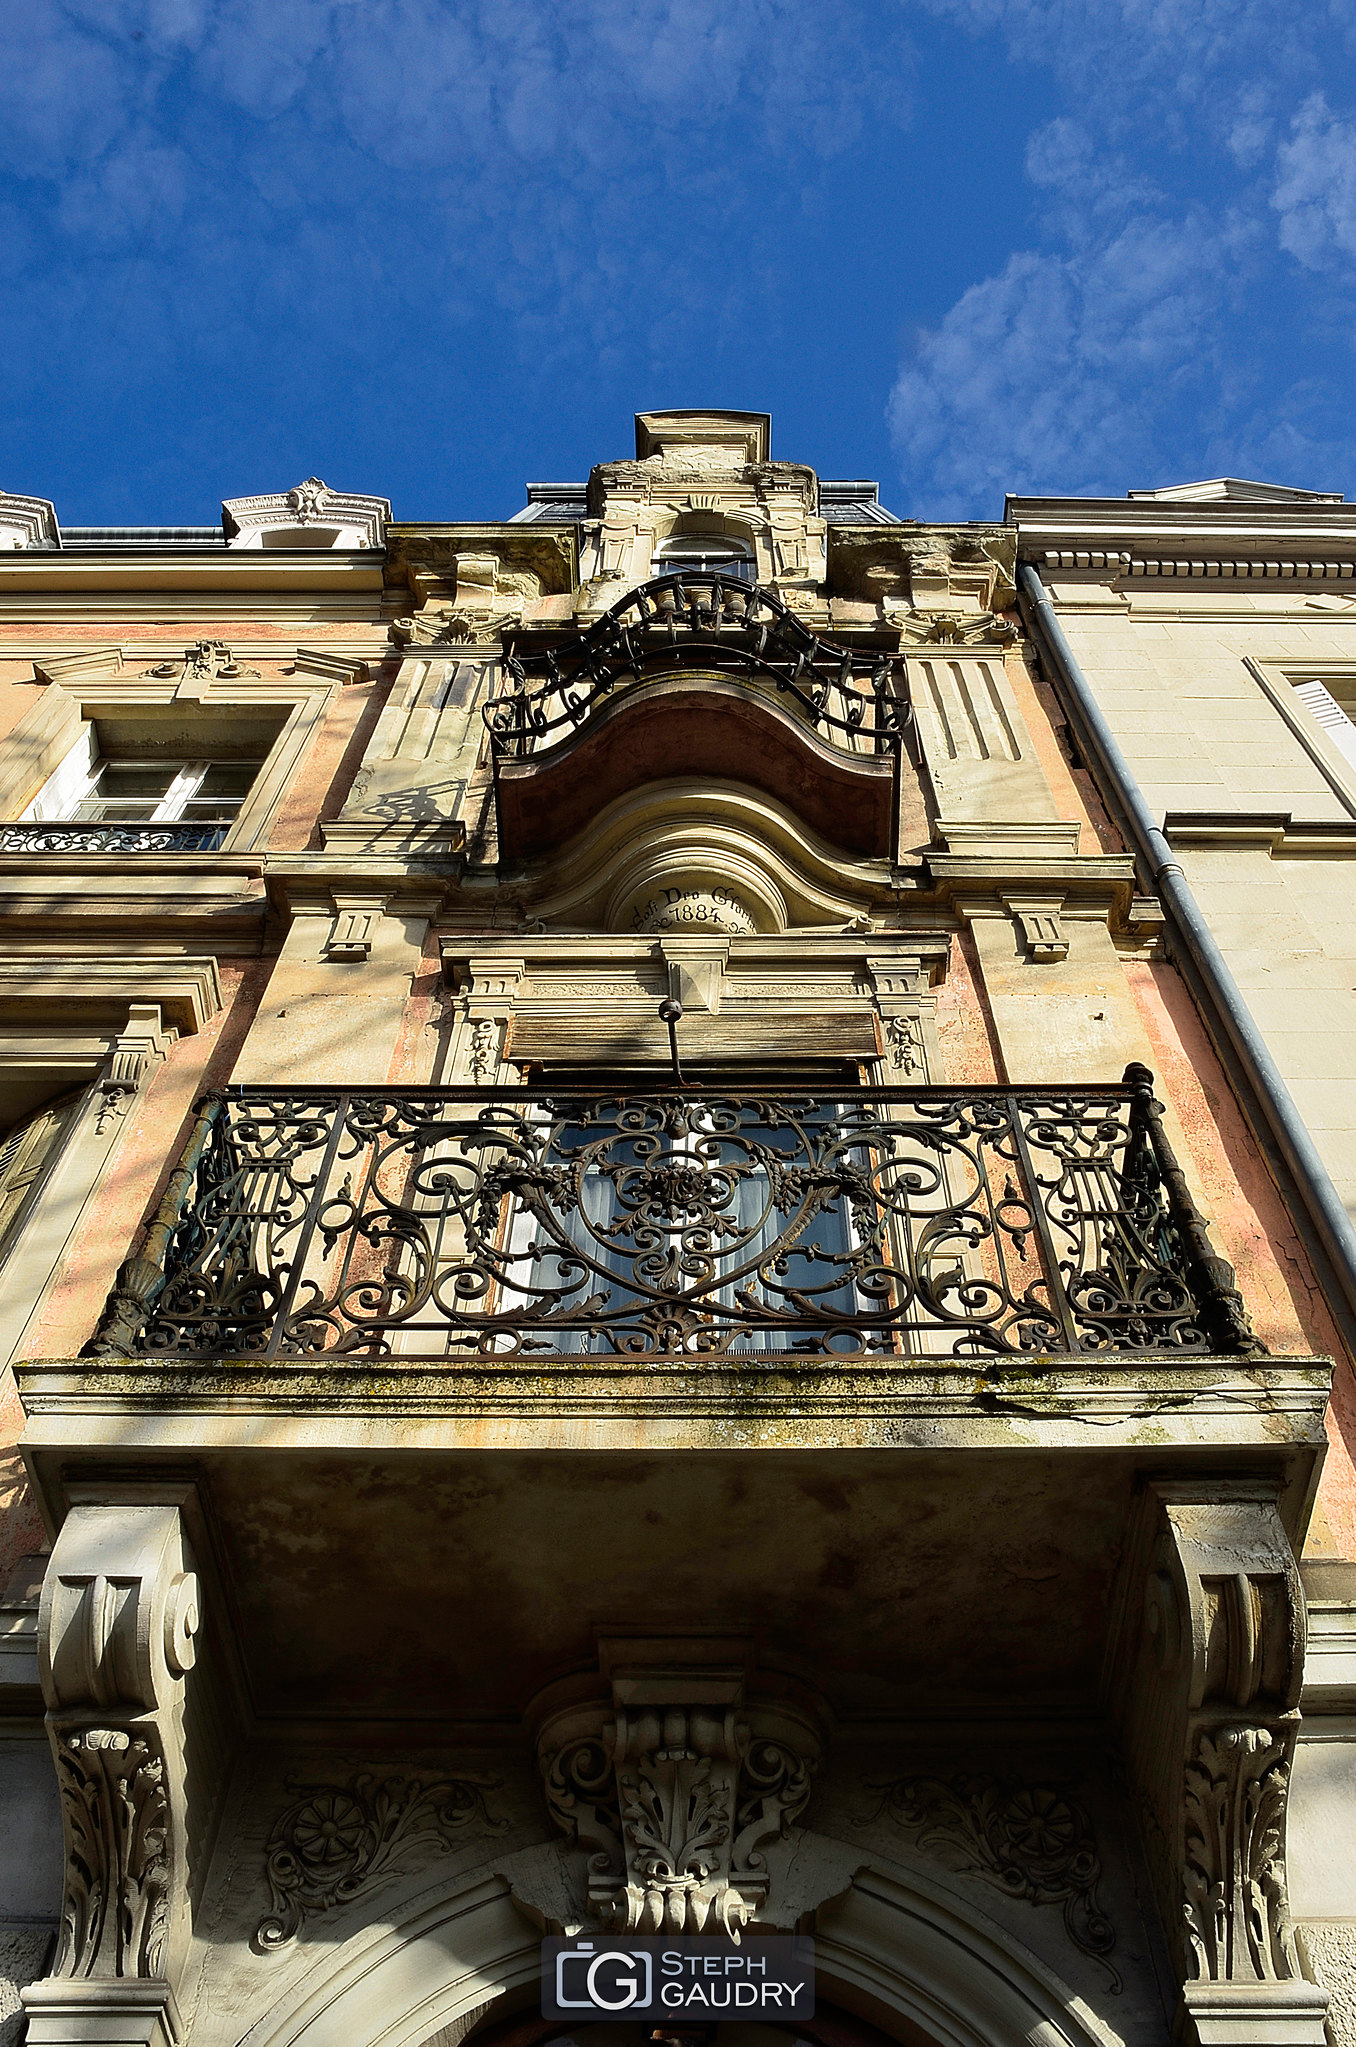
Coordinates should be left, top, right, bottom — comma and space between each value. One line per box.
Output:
652, 535, 755, 583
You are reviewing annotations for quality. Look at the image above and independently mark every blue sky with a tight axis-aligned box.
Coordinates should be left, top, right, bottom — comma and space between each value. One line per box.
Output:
6, 0, 1356, 524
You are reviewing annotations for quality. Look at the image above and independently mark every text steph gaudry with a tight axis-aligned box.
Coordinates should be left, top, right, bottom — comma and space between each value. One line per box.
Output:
656, 1950, 806, 2006
541, 1934, 815, 2020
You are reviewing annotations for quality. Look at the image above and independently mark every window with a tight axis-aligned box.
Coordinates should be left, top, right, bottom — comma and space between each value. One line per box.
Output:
12, 713, 280, 851
0, 1087, 85, 1269
66, 758, 262, 826
652, 534, 756, 583
496, 1092, 864, 1355
1291, 677, 1356, 770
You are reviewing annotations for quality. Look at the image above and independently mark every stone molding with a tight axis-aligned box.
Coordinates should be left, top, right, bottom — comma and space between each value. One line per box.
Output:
0, 959, 221, 1036
222, 480, 389, 549
529, 1637, 826, 1936
441, 933, 947, 1081
0, 490, 58, 550
1042, 548, 1356, 581
21, 1978, 181, 2047
1106, 1481, 1328, 2047
31, 646, 125, 686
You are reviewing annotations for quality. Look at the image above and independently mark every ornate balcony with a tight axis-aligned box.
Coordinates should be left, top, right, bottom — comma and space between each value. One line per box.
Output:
89, 1066, 1261, 1362
0, 820, 229, 853
481, 572, 912, 859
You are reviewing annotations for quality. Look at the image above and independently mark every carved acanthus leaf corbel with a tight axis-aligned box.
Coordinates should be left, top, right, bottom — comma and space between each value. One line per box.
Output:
38, 1501, 202, 1986
1108, 1483, 1326, 2045
532, 1642, 824, 1937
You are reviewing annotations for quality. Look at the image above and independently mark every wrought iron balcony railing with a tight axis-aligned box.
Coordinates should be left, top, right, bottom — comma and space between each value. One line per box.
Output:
483, 572, 910, 763
0, 821, 229, 854
89, 1068, 1261, 1362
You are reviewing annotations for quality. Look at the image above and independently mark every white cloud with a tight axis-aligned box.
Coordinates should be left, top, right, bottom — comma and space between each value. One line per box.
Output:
1274, 95, 1356, 268
888, 208, 1250, 511
888, 0, 1356, 508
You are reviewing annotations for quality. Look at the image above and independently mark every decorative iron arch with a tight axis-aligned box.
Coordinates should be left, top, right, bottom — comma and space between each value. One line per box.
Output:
482, 572, 913, 860
485, 572, 909, 760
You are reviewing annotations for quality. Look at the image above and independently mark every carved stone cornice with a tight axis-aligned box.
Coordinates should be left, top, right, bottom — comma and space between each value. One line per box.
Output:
1105, 1481, 1329, 2046
222, 480, 390, 549
385, 525, 577, 604
0, 489, 59, 549
529, 1638, 826, 1937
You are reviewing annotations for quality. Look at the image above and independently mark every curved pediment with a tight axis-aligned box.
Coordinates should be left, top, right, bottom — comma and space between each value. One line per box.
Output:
492, 671, 900, 860
510, 778, 903, 932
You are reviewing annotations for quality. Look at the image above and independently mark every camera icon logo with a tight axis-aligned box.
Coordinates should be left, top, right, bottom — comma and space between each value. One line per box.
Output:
554, 1944, 654, 2012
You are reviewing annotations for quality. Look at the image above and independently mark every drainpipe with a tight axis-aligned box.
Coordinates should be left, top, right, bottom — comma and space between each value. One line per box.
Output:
1017, 559, 1356, 1353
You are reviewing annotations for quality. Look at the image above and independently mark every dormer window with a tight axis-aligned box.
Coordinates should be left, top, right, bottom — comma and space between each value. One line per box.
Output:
652, 534, 755, 583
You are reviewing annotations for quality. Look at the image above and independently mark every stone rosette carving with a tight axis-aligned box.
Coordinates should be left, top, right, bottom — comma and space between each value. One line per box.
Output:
864, 1773, 1118, 1987
255, 1767, 505, 1947
533, 1644, 823, 1937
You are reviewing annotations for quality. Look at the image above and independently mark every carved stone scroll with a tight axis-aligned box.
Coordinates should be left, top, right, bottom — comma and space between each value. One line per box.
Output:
33, 1501, 202, 1990
255, 1767, 505, 1947
863, 1773, 1118, 1986
1107, 1482, 1330, 2046
532, 1640, 823, 1937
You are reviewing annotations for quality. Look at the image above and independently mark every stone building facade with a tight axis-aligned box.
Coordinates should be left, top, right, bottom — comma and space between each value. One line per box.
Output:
0, 418, 1352, 2047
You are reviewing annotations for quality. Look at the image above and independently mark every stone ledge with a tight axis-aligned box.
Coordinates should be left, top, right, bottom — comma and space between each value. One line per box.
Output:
15, 1355, 1333, 1467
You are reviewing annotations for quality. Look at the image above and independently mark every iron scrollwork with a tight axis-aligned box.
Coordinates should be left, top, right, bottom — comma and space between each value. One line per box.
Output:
0, 821, 229, 853
482, 571, 910, 762
87, 1070, 1262, 1362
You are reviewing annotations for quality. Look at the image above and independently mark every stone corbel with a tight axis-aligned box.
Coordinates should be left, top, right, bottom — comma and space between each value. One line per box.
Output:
94, 1003, 175, 1135
1106, 1482, 1329, 2047
390, 550, 537, 646
325, 892, 388, 960
864, 954, 933, 1077
1002, 890, 1070, 964
24, 1496, 205, 2045
529, 1638, 827, 1937
445, 953, 525, 1083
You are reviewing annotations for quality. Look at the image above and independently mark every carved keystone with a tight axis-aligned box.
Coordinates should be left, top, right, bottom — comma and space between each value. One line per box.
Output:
1107, 1482, 1329, 2047
530, 1637, 825, 1937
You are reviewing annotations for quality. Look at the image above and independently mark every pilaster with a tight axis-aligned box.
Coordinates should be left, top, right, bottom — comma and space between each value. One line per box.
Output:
324, 644, 492, 854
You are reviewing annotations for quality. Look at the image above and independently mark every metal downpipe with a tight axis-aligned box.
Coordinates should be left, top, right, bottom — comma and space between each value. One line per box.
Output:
1017, 559, 1356, 1348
